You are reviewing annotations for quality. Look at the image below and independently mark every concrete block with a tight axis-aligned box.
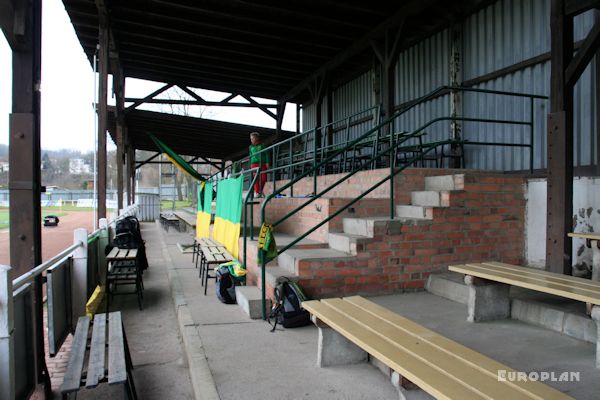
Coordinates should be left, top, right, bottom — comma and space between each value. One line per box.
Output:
590, 306, 600, 368
563, 312, 597, 343
465, 276, 510, 322
236, 286, 272, 319
391, 371, 433, 400
395, 205, 432, 220
411, 191, 442, 207
277, 252, 297, 274
343, 218, 372, 236
424, 175, 458, 191
317, 326, 367, 367
425, 273, 468, 305
329, 233, 370, 255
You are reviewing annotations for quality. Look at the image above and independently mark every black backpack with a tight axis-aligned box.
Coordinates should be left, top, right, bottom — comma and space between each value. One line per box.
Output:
215, 265, 239, 304
268, 278, 311, 332
114, 216, 143, 249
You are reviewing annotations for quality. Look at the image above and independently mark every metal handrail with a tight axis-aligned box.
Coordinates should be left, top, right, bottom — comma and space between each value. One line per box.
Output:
256, 85, 548, 318
206, 105, 380, 182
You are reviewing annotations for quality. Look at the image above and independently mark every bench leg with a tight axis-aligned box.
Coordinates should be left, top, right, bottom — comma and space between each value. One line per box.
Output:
313, 317, 367, 367
464, 275, 510, 322
391, 372, 434, 400
591, 306, 600, 368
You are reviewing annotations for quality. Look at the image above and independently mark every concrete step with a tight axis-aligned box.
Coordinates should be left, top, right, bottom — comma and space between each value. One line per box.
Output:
425, 272, 469, 305
328, 232, 372, 255
395, 205, 433, 220
424, 174, 463, 191
426, 273, 597, 344
343, 216, 431, 237
235, 285, 272, 319
411, 191, 449, 207
278, 248, 355, 275
264, 266, 298, 290
511, 292, 596, 344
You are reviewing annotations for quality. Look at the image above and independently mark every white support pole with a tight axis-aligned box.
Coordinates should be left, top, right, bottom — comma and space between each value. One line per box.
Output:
98, 218, 109, 286
0, 265, 15, 400
72, 229, 89, 318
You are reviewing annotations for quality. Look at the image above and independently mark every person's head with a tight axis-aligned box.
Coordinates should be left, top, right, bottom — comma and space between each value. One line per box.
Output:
250, 132, 261, 145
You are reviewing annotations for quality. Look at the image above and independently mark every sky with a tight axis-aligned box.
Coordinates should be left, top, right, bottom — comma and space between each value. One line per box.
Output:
0, 0, 297, 154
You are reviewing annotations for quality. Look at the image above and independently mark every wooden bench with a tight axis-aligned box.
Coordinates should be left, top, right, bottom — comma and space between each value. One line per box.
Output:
302, 296, 572, 400
61, 312, 137, 399
174, 211, 196, 233
106, 248, 144, 311
160, 212, 180, 232
192, 237, 221, 267
448, 261, 600, 367
199, 246, 233, 295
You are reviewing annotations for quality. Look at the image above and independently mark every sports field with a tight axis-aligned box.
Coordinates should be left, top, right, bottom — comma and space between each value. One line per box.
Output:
0, 209, 95, 265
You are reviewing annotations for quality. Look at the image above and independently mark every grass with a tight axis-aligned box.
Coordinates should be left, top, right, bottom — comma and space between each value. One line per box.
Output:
160, 200, 193, 210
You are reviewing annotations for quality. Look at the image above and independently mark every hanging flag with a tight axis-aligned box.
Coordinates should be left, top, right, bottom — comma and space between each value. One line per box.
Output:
257, 223, 278, 264
149, 134, 205, 181
196, 181, 213, 238
213, 176, 243, 259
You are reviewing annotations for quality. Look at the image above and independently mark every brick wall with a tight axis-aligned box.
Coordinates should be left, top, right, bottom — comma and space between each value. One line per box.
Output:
243, 169, 526, 300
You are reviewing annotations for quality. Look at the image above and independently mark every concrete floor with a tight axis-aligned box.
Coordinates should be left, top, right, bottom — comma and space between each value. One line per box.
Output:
125, 223, 600, 400
74, 223, 195, 400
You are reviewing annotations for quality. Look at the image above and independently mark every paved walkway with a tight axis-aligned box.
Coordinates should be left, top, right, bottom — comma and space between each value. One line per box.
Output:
157, 222, 599, 400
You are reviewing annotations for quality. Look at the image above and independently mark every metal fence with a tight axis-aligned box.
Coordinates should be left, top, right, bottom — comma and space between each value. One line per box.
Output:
0, 204, 138, 400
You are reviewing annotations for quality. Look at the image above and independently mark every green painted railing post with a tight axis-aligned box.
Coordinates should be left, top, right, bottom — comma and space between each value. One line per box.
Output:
529, 97, 534, 174
313, 128, 318, 195
389, 128, 395, 220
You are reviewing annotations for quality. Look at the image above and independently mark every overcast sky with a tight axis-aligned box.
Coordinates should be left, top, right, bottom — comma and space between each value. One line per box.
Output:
0, 0, 296, 154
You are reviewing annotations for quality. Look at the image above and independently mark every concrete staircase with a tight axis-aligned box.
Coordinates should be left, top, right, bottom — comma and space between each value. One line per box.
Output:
238, 170, 526, 317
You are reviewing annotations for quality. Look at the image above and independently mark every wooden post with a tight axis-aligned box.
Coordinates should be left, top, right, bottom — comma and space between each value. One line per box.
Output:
115, 74, 125, 212
7, 0, 49, 392
97, 22, 108, 219
547, 0, 574, 275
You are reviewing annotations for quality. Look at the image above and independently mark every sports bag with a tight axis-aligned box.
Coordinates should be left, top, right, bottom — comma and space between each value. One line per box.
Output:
268, 277, 311, 332
215, 265, 239, 304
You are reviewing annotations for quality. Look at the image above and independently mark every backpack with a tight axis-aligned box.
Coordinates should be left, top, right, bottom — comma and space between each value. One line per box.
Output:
215, 265, 239, 304
114, 216, 143, 249
268, 278, 311, 332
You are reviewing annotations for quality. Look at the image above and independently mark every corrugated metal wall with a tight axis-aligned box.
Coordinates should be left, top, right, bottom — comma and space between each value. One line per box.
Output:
462, 0, 596, 170
300, 0, 598, 172
395, 29, 451, 147
332, 72, 376, 144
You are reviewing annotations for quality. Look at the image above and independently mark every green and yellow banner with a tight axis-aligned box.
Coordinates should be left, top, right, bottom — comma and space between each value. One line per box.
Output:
196, 181, 213, 238
150, 134, 205, 181
213, 176, 243, 258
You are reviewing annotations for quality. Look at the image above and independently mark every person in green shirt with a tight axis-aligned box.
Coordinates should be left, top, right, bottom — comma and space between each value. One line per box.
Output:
249, 132, 270, 197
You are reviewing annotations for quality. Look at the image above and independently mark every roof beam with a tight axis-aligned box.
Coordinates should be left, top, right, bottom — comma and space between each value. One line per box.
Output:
280, 0, 438, 103
125, 83, 173, 112
241, 95, 277, 120
124, 98, 278, 108
565, 0, 600, 16
566, 18, 600, 86
135, 152, 161, 169
0, 0, 23, 50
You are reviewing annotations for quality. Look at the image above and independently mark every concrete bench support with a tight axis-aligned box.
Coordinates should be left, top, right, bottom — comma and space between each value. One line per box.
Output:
313, 316, 367, 367
391, 372, 434, 400
591, 306, 600, 368
464, 275, 510, 322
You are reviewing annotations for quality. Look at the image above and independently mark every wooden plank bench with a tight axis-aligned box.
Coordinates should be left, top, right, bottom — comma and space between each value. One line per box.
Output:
174, 211, 196, 233
106, 248, 143, 311
448, 261, 600, 367
61, 311, 137, 399
160, 212, 180, 232
302, 296, 572, 400
192, 237, 221, 267
199, 246, 233, 295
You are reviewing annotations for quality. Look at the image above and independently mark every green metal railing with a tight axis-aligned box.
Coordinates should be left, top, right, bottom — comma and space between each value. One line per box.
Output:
255, 86, 548, 319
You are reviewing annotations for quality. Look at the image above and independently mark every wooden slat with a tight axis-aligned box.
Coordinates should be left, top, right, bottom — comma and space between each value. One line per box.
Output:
108, 312, 127, 385
61, 317, 91, 393
568, 232, 600, 241
303, 297, 572, 400
449, 262, 600, 305
107, 247, 120, 260
86, 314, 107, 388
344, 296, 571, 400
